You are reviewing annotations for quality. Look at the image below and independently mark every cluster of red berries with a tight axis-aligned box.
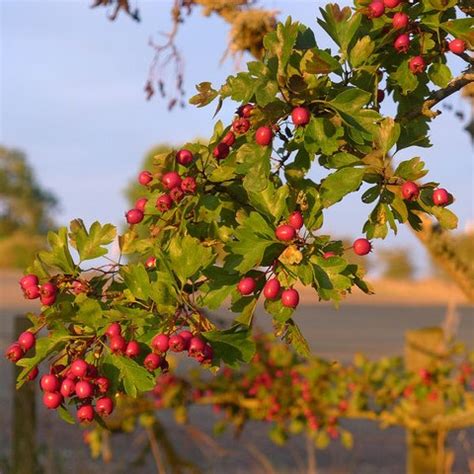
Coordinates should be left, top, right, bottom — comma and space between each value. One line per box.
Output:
105, 322, 141, 357
366, 0, 467, 75
19, 274, 57, 306
401, 181, 452, 206
5, 330, 36, 366
39, 360, 114, 423
126, 149, 197, 225
146, 331, 213, 371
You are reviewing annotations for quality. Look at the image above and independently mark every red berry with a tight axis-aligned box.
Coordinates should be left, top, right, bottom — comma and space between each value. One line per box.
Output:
40, 282, 57, 298
409, 56, 425, 74
43, 391, 63, 409
151, 334, 169, 353
70, 359, 88, 378
169, 187, 184, 203
169, 335, 186, 352
188, 337, 206, 357
377, 89, 385, 103
75, 380, 94, 399
238, 104, 254, 118
28, 366, 39, 381
161, 171, 182, 190
138, 171, 153, 186
5, 343, 24, 362
18, 331, 35, 351
232, 118, 250, 134
77, 404, 94, 423
288, 211, 304, 230
40, 374, 60, 392
135, 197, 148, 212
105, 322, 121, 338
144, 353, 162, 371
199, 344, 214, 364
237, 277, 256, 296
126, 208, 144, 224
281, 288, 300, 308
156, 194, 173, 212
60, 378, 76, 398
95, 377, 110, 393
24, 285, 40, 299
96, 397, 114, 417
40, 294, 56, 306
432, 188, 450, 206
401, 181, 419, 201
394, 34, 410, 53
448, 39, 466, 55
353, 238, 372, 256
125, 340, 141, 358
263, 278, 281, 300
181, 176, 197, 194
275, 224, 296, 242
213, 142, 230, 160
20, 274, 39, 289
368, 0, 385, 18
222, 131, 236, 147
384, 0, 400, 8
72, 280, 86, 295
255, 126, 273, 146
86, 364, 98, 379
392, 12, 409, 29
109, 335, 127, 354
145, 256, 157, 269
323, 251, 336, 259
176, 149, 193, 166
178, 330, 193, 350
291, 107, 311, 126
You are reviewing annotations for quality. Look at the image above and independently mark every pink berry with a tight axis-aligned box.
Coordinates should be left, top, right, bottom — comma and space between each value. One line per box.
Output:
125, 340, 141, 358
353, 238, 372, 256
43, 391, 63, 409
20, 274, 39, 289
161, 171, 182, 190
275, 224, 296, 242
237, 277, 256, 296
432, 188, 450, 206
263, 278, 281, 300
448, 39, 466, 55
40, 374, 60, 392
394, 34, 410, 53
24, 285, 40, 299
72, 280, 86, 295
288, 211, 304, 230
401, 181, 420, 201
232, 118, 250, 134
176, 149, 193, 166
95, 377, 110, 393
281, 288, 300, 308
213, 142, 230, 160
126, 208, 144, 225
323, 251, 336, 259
135, 197, 148, 212
178, 330, 194, 350
151, 334, 169, 353
145, 256, 157, 269
77, 404, 94, 423
60, 378, 76, 398
70, 359, 88, 378
255, 126, 273, 146
75, 380, 94, 399
222, 131, 236, 147
96, 397, 114, 417
40, 282, 57, 298
144, 353, 162, 371
384, 0, 401, 8
156, 194, 173, 212
237, 104, 254, 118
110, 335, 127, 354
409, 56, 426, 74
392, 12, 409, 29
138, 171, 153, 186
40, 294, 56, 306
181, 176, 197, 194
368, 0, 385, 18
18, 331, 35, 351
105, 322, 121, 338
188, 337, 206, 357
28, 366, 39, 381
169, 335, 186, 352
5, 343, 24, 362
291, 107, 311, 126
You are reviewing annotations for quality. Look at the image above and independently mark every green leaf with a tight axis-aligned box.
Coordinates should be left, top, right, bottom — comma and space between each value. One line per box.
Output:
431, 206, 458, 230
74, 295, 106, 330
120, 264, 151, 301
57, 406, 75, 425
320, 167, 365, 207
374, 118, 400, 155
189, 82, 218, 107
300, 48, 342, 75
394, 157, 428, 181
236, 144, 271, 193
150, 279, 178, 315
264, 298, 294, 322
391, 61, 418, 95
199, 266, 239, 310
69, 219, 116, 261
203, 325, 256, 368
441, 18, 474, 44
102, 353, 155, 398
248, 182, 289, 223
38, 227, 76, 274
349, 36, 375, 68
304, 117, 344, 155
168, 235, 215, 284
428, 63, 452, 88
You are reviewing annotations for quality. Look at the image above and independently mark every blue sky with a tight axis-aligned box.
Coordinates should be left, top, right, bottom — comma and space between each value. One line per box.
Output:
1, 0, 472, 275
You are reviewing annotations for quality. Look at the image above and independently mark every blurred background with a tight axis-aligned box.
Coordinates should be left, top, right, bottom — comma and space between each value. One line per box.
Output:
1, 1, 473, 473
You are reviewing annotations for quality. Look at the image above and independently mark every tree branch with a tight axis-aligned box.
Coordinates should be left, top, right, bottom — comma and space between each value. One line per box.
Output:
402, 67, 474, 121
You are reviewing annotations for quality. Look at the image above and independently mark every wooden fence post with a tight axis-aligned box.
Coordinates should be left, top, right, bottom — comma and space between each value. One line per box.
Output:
404, 327, 452, 474
12, 315, 37, 474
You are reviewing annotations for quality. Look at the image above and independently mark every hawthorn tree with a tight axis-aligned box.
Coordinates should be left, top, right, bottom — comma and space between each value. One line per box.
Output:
5, 0, 473, 429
